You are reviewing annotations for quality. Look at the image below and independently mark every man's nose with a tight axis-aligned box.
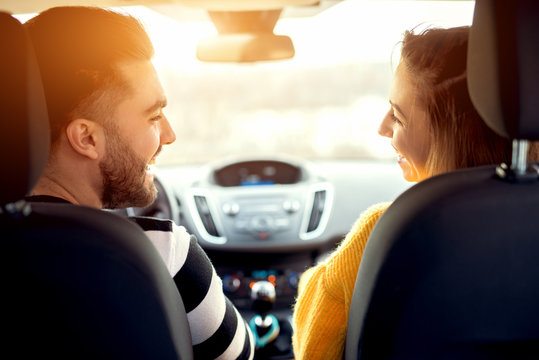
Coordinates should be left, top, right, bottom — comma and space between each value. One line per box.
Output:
160, 115, 176, 145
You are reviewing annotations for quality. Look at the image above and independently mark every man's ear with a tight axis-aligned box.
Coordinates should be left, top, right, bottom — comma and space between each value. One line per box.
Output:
65, 119, 103, 160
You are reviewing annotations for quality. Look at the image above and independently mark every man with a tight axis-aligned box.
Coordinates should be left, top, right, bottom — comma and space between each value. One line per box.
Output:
24, 6, 253, 360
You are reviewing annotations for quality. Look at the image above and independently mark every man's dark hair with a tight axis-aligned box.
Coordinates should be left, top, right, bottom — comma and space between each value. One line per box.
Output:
24, 6, 154, 142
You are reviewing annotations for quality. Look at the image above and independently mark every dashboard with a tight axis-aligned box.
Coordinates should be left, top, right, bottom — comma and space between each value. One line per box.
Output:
125, 156, 411, 359
213, 160, 303, 187
185, 158, 333, 251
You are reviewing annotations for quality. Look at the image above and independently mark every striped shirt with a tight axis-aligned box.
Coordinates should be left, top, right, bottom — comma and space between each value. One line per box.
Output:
130, 217, 254, 360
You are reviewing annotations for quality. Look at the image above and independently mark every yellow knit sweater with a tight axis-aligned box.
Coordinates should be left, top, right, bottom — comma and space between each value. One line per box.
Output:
292, 202, 391, 360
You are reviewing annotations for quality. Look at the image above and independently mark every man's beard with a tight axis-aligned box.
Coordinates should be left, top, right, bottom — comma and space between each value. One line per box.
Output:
99, 127, 159, 209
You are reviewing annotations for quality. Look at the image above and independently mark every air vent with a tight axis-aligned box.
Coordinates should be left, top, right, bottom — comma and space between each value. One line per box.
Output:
307, 190, 326, 232
300, 183, 333, 241
194, 195, 220, 236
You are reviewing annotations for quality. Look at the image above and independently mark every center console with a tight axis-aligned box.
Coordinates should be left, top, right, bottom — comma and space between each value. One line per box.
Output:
183, 157, 334, 251
205, 248, 312, 359
178, 157, 333, 359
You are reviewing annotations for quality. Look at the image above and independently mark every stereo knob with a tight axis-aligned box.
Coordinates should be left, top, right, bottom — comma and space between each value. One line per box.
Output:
222, 202, 240, 216
283, 200, 300, 213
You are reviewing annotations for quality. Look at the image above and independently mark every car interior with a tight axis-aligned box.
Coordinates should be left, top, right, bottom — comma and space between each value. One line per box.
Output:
1, 0, 538, 359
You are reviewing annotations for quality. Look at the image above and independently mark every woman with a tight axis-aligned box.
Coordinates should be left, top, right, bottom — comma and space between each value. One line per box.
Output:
292, 26, 536, 360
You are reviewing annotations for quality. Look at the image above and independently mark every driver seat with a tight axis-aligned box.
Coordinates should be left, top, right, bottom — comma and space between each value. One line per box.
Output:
0, 12, 193, 359
344, 0, 539, 359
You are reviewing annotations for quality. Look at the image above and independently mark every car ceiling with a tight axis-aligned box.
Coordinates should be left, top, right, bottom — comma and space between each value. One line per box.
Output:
0, 0, 342, 18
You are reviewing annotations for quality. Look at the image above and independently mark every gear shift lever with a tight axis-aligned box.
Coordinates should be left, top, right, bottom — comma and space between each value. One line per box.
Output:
249, 280, 280, 349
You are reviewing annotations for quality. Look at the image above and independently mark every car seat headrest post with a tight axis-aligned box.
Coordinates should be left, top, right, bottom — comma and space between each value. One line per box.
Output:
495, 139, 539, 183
512, 139, 529, 176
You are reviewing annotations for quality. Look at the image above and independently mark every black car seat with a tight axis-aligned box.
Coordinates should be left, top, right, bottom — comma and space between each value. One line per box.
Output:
0, 12, 193, 359
344, 0, 539, 359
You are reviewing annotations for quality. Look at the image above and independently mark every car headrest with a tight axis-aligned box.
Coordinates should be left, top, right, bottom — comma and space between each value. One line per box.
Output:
0, 12, 50, 205
467, 0, 539, 140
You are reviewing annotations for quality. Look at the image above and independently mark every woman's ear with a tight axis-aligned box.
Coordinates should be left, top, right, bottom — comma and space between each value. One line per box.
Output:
65, 119, 103, 160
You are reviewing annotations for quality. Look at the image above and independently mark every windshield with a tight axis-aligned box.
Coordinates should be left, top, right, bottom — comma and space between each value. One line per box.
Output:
19, 0, 476, 166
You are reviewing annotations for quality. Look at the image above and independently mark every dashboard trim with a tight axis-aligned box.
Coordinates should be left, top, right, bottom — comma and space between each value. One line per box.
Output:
186, 187, 228, 245
299, 182, 334, 241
